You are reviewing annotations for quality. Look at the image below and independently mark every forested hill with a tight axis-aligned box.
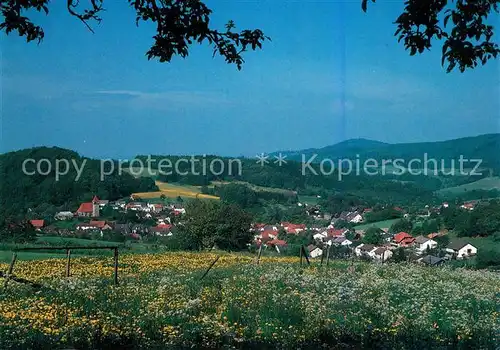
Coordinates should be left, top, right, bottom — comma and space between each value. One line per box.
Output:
272, 134, 500, 170
0, 147, 158, 218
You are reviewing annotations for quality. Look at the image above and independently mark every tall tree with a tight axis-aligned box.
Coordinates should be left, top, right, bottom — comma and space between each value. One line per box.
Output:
2, 1, 498, 71
363, 0, 500, 72
0, 0, 270, 70
390, 219, 413, 233
362, 227, 384, 245
181, 199, 253, 251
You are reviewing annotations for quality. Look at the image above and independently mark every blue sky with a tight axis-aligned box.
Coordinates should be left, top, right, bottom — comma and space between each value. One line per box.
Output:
1, 0, 499, 159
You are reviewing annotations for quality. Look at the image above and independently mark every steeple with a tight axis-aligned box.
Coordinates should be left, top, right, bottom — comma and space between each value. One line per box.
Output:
92, 195, 100, 217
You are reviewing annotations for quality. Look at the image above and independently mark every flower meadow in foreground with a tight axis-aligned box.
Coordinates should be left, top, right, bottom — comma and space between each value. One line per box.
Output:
0, 252, 499, 349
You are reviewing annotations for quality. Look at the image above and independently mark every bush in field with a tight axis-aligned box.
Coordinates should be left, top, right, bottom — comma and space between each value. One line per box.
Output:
362, 227, 384, 245
0, 219, 37, 243
475, 249, 500, 270
181, 200, 253, 251
390, 219, 413, 233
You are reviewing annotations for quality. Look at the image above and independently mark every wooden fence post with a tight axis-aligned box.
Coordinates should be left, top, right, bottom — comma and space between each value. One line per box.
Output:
326, 245, 331, 266
256, 244, 263, 265
201, 255, 220, 280
302, 245, 310, 266
65, 249, 71, 277
3, 252, 17, 289
113, 248, 119, 285
320, 248, 325, 266
299, 245, 303, 266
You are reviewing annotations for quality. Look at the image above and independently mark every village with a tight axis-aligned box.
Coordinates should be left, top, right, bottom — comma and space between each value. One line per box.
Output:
252, 204, 478, 266
25, 194, 481, 267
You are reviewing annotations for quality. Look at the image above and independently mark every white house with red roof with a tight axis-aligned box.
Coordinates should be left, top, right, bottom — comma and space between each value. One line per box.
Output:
266, 239, 287, 253
284, 223, 306, 234
89, 220, 112, 230
460, 202, 475, 211
255, 230, 278, 244
151, 224, 173, 236
393, 232, 415, 247
30, 219, 44, 230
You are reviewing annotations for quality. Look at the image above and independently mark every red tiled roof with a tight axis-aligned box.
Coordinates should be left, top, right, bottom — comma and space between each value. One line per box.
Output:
76, 223, 97, 228
393, 207, 403, 212
394, 232, 413, 243
260, 230, 277, 241
267, 239, 287, 247
327, 228, 345, 237
152, 225, 172, 233
285, 223, 306, 233
92, 196, 100, 203
90, 220, 106, 228
77, 202, 93, 213
157, 224, 172, 230
30, 220, 44, 228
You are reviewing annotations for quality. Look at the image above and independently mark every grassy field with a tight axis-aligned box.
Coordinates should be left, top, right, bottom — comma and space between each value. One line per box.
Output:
298, 195, 321, 205
354, 219, 400, 231
1, 252, 498, 349
467, 236, 500, 252
211, 180, 296, 195
437, 176, 500, 195
445, 230, 500, 253
0, 237, 161, 263
132, 181, 219, 200
0, 251, 69, 263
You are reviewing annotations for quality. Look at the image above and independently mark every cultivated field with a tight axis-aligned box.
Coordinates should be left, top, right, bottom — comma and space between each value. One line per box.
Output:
1, 252, 498, 349
132, 181, 219, 200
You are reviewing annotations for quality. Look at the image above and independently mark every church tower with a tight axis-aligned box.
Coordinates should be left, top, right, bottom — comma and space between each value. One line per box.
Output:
92, 195, 100, 217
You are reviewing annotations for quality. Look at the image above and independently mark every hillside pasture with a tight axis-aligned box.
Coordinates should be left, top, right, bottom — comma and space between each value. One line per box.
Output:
297, 195, 320, 205
437, 176, 500, 195
211, 180, 297, 195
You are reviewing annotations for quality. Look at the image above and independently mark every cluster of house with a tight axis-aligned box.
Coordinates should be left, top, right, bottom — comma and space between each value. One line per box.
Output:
69, 196, 186, 219
29, 195, 185, 238
417, 201, 478, 217
334, 210, 364, 224
251, 217, 478, 266
354, 231, 477, 265
253, 221, 355, 255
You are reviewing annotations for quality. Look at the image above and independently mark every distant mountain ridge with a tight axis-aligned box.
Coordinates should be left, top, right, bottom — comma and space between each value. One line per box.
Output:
271, 134, 500, 170
274, 138, 388, 160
